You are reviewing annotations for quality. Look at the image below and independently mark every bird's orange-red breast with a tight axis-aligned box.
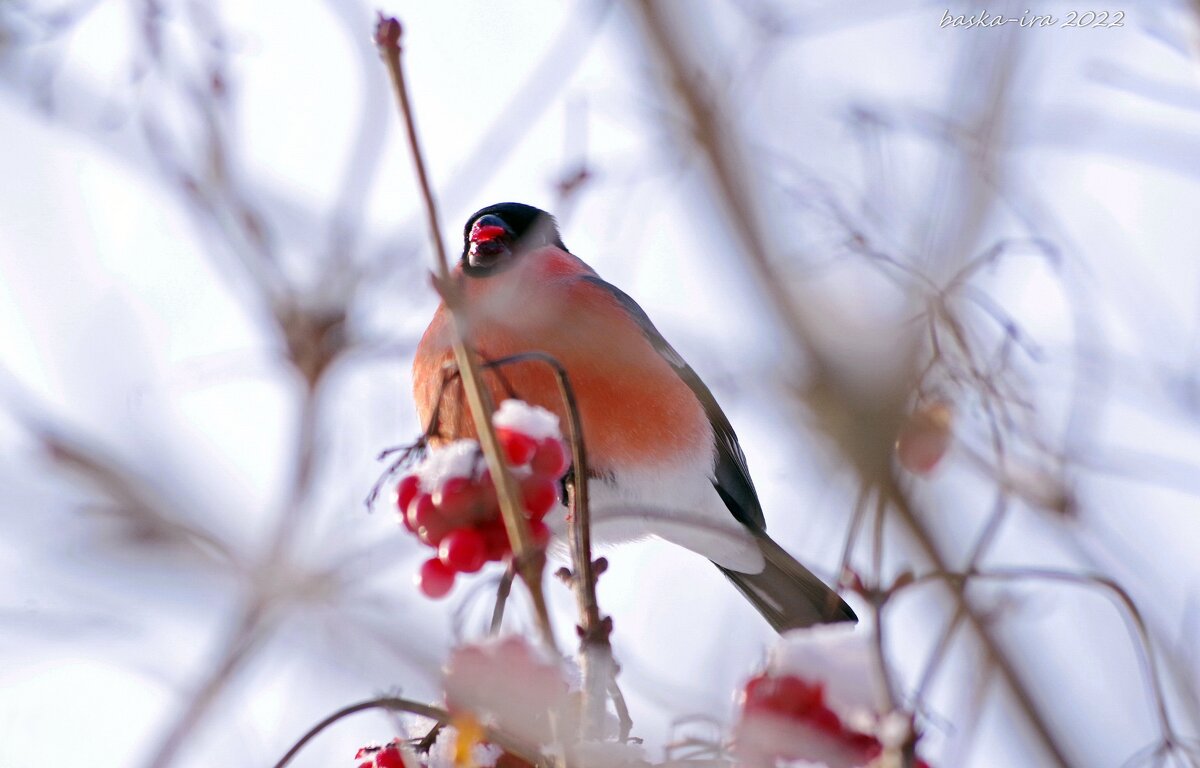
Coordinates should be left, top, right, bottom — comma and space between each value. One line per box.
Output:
415, 245, 710, 470
412, 202, 856, 632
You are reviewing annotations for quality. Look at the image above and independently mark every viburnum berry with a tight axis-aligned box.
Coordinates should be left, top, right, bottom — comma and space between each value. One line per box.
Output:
434, 476, 478, 524
355, 745, 376, 768
739, 669, 933, 768
397, 401, 572, 598
406, 492, 435, 530
395, 474, 420, 524
530, 437, 568, 477
497, 427, 538, 465
439, 527, 487, 573
407, 494, 450, 546
476, 467, 498, 511
353, 739, 407, 768
416, 557, 456, 598
373, 743, 405, 768
480, 518, 510, 560
521, 475, 559, 520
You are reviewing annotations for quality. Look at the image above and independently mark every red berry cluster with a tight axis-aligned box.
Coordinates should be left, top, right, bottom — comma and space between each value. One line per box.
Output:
396, 408, 570, 599
740, 673, 931, 768
354, 739, 405, 768
352, 738, 535, 768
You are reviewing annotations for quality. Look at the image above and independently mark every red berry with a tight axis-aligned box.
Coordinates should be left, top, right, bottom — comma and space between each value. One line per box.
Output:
434, 476, 478, 524
521, 475, 560, 520
416, 558, 455, 598
395, 474, 420, 517
406, 492, 434, 528
375, 744, 405, 768
480, 518, 511, 560
439, 528, 487, 573
530, 438, 568, 478
407, 494, 448, 546
399, 498, 418, 534
497, 428, 537, 465
476, 468, 499, 517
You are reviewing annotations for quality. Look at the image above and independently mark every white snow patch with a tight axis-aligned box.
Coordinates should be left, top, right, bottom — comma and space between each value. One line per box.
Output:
875, 711, 911, 749
769, 624, 889, 726
414, 439, 483, 492
492, 399, 561, 440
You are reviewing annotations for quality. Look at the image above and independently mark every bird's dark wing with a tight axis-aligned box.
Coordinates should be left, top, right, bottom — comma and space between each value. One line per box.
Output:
579, 275, 766, 533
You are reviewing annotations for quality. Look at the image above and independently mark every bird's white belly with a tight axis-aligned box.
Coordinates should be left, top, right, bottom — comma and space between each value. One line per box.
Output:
547, 456, 766, 574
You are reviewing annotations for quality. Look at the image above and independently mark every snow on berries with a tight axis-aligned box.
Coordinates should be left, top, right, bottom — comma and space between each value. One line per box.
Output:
352, 731, 531, 768
736, 625, 932, 768
396, 400, 569, 599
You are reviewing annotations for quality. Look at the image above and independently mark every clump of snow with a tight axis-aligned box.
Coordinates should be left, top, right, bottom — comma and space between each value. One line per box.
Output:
875, 712, 912, 749
413, 439, 483, 492
444, 636, 569, 746
768, 624, 888, 726
493, 399, 561, 440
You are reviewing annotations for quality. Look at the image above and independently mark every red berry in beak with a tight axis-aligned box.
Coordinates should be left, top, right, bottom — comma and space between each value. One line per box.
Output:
470, 223, 507, 244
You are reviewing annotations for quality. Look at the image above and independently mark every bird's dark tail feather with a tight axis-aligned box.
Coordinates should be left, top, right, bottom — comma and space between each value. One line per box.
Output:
716, 535, 857, 633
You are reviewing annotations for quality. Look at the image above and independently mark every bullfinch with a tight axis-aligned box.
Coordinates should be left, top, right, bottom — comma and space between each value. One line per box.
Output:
412, 202, 856, 631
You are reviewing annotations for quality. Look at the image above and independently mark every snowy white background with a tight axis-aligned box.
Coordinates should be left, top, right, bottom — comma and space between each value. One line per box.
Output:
3, 1, 1200, 767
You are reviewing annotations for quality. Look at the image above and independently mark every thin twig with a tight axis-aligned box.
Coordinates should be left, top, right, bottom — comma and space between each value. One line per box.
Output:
480, 350, 613, 739
144, 601, 270, 768
880, 475, 1077, 768
490, 561, 516, 635
374, 16, 555, 650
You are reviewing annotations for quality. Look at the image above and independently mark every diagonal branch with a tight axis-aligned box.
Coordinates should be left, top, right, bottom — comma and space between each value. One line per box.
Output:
374, 16, 556, 652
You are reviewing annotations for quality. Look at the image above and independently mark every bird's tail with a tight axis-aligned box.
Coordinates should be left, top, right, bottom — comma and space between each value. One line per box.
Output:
716, 534, 856, 633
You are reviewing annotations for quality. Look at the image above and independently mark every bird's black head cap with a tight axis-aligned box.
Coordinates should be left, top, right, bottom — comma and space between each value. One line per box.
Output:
461, 202, 566, 277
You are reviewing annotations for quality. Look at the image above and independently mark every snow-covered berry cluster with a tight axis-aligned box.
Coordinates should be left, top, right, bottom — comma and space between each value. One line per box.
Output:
736, 626, 931, 768
395, 400, 570, 599
444, 637, 571, 745
352, 734, 535, 768
354, 739, 406, 768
